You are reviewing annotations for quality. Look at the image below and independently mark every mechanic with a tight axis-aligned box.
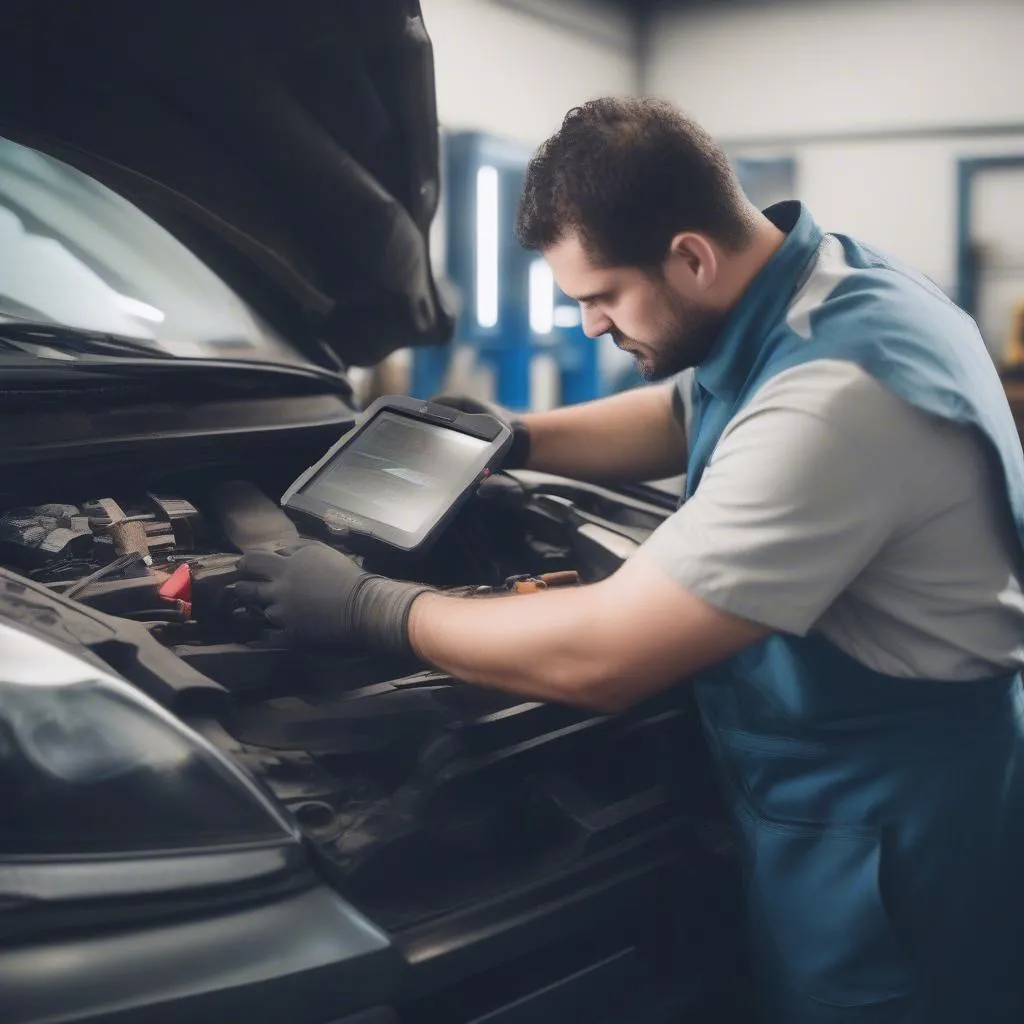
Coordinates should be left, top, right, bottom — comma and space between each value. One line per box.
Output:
236, 98, 1024, 1022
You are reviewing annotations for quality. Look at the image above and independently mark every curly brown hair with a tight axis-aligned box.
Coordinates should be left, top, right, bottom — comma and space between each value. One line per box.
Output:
516, 97, 755, 269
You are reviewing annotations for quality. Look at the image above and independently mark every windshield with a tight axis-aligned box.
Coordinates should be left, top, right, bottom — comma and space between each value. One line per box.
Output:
0, 135, 310, 365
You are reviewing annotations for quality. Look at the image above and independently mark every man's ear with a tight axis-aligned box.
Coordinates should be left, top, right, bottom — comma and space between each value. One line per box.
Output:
665, 232, 719, 294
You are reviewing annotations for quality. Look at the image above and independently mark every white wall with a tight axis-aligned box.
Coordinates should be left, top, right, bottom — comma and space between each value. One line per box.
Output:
423, 0, 636, 144
646, 0, 1024, 295
730, 134, 1024, 297
411, 0, 639, 405
646, 0, 1024, 139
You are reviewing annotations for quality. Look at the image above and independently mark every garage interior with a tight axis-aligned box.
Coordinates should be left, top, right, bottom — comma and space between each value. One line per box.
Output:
2, 2, 1024, 1024
376, 0, 1024, 424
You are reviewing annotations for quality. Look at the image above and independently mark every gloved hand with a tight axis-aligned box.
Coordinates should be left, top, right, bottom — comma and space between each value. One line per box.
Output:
233, 542, 433, 655
430, 392, 531, 470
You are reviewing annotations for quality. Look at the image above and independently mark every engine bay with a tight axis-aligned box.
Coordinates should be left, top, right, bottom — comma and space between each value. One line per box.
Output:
0, 471, 667, 686
1, 491, 237, 620
0, 472, 728, 940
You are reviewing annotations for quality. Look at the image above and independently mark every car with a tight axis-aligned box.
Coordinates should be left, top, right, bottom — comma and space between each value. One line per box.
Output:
0, 3, 748, 1022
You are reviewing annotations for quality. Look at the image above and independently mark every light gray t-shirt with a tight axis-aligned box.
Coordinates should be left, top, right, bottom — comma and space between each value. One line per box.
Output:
643, 359, 1024, 680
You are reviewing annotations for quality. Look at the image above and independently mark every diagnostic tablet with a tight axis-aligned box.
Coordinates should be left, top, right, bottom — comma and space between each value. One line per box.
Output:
281, 395, 513, 555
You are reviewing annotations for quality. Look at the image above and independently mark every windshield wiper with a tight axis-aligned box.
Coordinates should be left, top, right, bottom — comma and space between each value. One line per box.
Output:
0, 317, 354, 399
0, 319, 175, 360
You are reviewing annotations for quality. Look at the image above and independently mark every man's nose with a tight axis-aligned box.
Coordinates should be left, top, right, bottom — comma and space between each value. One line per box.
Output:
581, 306, 612, 339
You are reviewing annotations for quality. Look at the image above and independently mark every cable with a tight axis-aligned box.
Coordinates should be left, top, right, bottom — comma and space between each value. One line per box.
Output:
120, 609, 187, 623
63, 553, 144, 601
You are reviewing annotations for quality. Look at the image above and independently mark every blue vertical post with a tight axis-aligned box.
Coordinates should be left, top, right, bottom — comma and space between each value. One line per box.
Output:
558, 328, 601, 406
412, 130, 606, 408
955, 155, 1024, 319
493, 163, 532, 410
734, 156, 797, 210
956, 159, 978, 317
409, 345, 450, 400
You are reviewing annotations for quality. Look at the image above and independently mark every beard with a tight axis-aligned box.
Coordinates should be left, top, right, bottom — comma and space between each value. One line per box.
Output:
611, 285, 728, 382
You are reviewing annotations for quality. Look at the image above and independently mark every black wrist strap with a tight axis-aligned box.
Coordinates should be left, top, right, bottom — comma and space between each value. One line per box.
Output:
505, 420, 531, 470
351, 576, 434, 656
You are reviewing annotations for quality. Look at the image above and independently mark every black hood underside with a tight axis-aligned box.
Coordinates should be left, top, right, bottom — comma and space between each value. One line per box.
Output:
0, 0, 454, 368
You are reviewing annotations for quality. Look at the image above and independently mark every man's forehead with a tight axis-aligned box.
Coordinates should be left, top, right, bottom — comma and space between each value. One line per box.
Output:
544, 235, 619, 299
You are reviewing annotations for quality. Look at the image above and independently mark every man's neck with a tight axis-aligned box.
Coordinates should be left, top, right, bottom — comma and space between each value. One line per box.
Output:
716, 213, 788, 310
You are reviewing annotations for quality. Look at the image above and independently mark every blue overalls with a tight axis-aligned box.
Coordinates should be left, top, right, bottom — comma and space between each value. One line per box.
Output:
685, 203, 1024, 1022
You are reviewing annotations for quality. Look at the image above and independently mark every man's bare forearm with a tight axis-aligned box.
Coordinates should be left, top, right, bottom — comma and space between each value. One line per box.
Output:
406, 586, 630, 711
520, 383, 686, 484
406, 551, 769, 713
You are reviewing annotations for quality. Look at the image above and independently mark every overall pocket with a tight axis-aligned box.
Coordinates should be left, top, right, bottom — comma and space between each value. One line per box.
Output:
738, 804, 919, 1013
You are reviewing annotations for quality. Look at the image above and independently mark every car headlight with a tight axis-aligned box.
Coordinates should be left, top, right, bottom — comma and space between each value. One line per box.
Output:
0, 620, 305, 931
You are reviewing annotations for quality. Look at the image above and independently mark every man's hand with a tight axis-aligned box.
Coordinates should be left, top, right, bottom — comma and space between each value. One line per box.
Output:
234, 542, 432, 654
430, 393, 532, 469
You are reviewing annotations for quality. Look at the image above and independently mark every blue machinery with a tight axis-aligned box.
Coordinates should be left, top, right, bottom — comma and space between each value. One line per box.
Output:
733, 156, 797, 213
410, 139, 802, 407
411, 132, 600, 411
956, 154, 1024, 319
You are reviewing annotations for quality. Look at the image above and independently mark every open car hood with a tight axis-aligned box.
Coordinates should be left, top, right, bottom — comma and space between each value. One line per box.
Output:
0, 0, 454, 368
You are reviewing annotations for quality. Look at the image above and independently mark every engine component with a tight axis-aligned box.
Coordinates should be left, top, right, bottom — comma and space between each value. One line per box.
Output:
149, 494, 203, 549
159, 563, 192, 604
206, 480, 300, 551
0, 494, 215, 623
504, 570, 580, 594
83, 499, 150, 562
447, 569, 582, 597
81, 496, 201, 562
111, 519, 152, 562
64, 552, 150, 601
189, 554, 243, 619
0, 504, 93, 568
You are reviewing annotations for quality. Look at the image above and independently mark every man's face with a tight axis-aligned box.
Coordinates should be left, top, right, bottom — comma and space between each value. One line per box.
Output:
545, 234, 727, 381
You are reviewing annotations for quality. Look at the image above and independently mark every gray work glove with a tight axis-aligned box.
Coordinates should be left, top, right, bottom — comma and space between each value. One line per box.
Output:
430, 393, 531, 470
234, 542, 433, 655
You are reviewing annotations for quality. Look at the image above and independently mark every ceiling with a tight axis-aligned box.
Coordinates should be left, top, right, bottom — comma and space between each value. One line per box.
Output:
556, 0, 730, 21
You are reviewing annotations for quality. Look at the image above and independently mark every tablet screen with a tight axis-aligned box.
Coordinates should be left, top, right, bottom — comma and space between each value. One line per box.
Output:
299, 410, 490, 534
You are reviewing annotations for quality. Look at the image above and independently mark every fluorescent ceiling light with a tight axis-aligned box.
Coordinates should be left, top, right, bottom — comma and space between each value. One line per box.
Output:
553, 305, 582, 329
475, 165, 499, 328
529, 259, 554, 335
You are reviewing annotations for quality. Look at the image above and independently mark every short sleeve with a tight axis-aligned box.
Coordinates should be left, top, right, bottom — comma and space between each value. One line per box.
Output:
672, 367, 696, 451
639, 361, 912, 635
